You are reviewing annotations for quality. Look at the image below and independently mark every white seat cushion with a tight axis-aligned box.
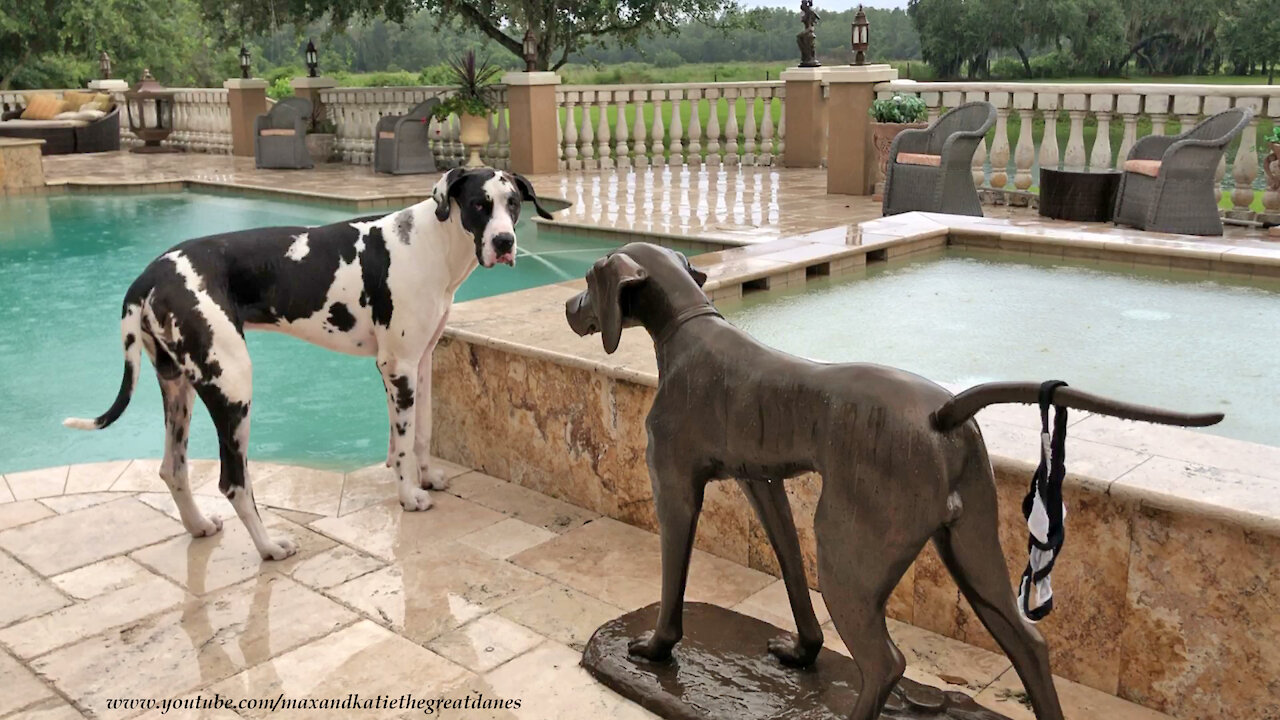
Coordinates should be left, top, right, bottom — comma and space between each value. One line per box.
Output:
0, 118, 87, 129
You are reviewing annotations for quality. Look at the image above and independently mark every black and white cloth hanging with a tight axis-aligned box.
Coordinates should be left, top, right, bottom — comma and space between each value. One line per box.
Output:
1017, 380, 1069, 623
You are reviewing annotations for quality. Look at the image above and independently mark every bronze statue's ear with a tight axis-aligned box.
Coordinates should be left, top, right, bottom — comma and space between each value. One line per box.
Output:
509, 172, 554, 220
587, 253, 648, 354
680, 252, 708, 287
432, 168, 465, 221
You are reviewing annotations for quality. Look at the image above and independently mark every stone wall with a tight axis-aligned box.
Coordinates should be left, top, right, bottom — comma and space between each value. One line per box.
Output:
431, 334, 1279, 720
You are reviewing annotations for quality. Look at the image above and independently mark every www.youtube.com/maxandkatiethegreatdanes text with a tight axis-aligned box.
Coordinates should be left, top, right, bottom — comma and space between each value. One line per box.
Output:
104, 692, 523, 715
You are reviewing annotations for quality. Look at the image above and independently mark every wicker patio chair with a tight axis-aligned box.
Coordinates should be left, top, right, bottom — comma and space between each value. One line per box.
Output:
1113, 108, 1253, 236
254, 97, 313, 170
882, 101, 996, 217
374, 98, 441, 175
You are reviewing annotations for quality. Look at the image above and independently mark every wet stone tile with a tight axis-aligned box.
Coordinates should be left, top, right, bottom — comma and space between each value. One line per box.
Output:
0, 549, 70, 628
0, 497, 185, 575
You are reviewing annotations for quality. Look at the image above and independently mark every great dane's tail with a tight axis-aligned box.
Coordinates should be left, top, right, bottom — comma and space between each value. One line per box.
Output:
931, 381, 1224, 431
63, 298, 144, 431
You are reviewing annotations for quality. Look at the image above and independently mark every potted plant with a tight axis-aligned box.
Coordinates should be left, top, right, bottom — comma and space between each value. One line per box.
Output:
1264, 126, 1280, 196
869, 93, 929, 186
434, 51, 500, 167
305, 108, 338, 163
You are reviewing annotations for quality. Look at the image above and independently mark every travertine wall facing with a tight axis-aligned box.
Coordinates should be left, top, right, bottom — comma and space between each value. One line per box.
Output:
432, 335, 1280, 720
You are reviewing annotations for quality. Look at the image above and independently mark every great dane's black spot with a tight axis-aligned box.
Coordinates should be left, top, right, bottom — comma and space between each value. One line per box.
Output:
124, 333, 135, 350
394, 209, 414, 244
326, 302, 355, 332
359, 227, 394, 327
388, 374, 414, 411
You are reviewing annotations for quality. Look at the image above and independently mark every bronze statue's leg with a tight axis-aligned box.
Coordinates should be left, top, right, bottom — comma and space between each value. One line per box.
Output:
814, 476, 926, 720
933, 469, 1065, 720
737, 478, 824, 667
628, 459, 705, 662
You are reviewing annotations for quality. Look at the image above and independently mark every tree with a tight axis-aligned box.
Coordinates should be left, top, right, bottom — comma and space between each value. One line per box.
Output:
0, 0, 208, 89
197, 0, 751, 71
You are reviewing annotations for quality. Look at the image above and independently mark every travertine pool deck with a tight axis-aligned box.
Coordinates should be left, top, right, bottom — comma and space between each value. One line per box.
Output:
0, 459, 1174, 720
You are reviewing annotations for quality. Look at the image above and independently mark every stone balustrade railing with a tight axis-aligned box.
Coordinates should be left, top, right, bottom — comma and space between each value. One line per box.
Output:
876, 81, 1280, 218
163, 89, 233, 154
556, 82, 786, 170
318, 86, 510, 169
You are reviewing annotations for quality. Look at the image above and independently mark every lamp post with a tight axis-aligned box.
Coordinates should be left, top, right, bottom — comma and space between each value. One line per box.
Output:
239, 45, 252, 79
99, 51, 112, 79
851, 6, 870, 66
522, 29, 538, 72
305, 39, 318, 77
125, 69, 179, 153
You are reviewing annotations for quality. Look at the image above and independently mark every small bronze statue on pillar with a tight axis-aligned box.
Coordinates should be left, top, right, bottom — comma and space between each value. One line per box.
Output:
797, 0, 820, 68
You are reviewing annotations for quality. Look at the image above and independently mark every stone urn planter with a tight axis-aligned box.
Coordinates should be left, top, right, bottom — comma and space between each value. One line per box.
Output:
458, 112, 490, 167
871, 121, 929, 179
305, 132, 336, 163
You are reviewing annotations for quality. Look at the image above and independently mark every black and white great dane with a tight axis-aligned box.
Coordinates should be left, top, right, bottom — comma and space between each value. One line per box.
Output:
64, 167, 553, 560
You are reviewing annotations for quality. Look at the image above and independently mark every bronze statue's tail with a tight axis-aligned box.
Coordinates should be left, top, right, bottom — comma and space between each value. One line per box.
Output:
931, 381, 1224, 432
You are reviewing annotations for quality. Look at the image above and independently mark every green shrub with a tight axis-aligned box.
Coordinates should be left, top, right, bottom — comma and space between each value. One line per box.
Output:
869, 93, 927, 124
267, 76, 294, 100
990, 56, 1027, 79
653, 49, 684, 69
1029, 51, 1075, 79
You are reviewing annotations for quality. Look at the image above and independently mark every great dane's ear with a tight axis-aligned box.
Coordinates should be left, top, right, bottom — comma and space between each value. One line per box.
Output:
509, 172, 554, 220
588, 253, 648, 354
432, 168, 466, 222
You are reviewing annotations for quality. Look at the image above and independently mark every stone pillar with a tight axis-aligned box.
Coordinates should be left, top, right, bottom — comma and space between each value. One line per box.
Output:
502, 71, 560, 175
824, 64, 898, 196
223, 78, 269, 158
780, 67, 826, 168
291, 76, 336, 120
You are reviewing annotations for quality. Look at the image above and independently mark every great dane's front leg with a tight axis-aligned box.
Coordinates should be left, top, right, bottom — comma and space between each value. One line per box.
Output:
414, 310, 450, 490
738, 478, 824, 666
379, 352, 431, 511
629, 454, 705, 662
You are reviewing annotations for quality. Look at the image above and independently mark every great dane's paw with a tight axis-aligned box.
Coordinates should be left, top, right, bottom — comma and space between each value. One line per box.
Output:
767, 632, 821, 668
188, 515, 223, 538
627, 631, 678, 662
400, 487, 434, 512
420, 466, 449, 491
260, 537, 298, 561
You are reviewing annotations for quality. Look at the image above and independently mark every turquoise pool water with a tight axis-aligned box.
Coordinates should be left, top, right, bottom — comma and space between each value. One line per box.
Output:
0, 191, 616, 474
726, 250, 1280, 446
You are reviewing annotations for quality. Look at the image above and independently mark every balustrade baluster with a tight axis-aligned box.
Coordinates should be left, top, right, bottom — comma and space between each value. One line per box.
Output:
579, 92, 596, 170
687, 90, 703, 167
742, 90, 757, 166
595, 92, 612, 170
759, 93, 774, 165
705, 88, 722, 166
668, 89, 685, 166
649, 90, 666, 167
775, 99, 785, 163
1231, 98, 1263, 216
1090, 94, 1115, 170
1013, 91, 1035, 192
632, 90, 648, 168
1063, 93, 1087, 171
613, 90, 629, 170
564, 93, 580, 170
724, 89, 739, 166
988, 92, 1011, 190
1116, 94, 1141, 164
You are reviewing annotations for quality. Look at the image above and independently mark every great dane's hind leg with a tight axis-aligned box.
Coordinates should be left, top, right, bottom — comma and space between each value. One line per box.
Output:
195, 350, 296, 561
158, 371, 221, 537
815, 476, 929, 720
934, 468, 1065, 720
414, 347, 447, 490
629, 455, 705, 662
738, 478, 823, 666
380, 354, 431, 511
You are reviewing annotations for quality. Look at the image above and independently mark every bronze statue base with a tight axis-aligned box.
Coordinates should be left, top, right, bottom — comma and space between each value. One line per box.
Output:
582, 602, 1012, 720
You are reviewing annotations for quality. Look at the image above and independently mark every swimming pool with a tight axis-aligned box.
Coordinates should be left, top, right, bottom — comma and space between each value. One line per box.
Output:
0, 190, 618, 474
725, 250, 1280, 446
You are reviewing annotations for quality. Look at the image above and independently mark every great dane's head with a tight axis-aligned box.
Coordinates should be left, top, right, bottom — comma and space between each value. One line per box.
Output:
565, 242, 708, 354
431, 167, 554, 268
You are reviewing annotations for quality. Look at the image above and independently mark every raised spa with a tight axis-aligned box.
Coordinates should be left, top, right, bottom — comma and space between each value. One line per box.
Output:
0, 190, 618, 474
725, 249, 1280, 446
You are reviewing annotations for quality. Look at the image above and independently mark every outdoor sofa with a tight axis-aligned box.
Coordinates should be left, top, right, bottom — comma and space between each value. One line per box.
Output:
0, 91, 120, 155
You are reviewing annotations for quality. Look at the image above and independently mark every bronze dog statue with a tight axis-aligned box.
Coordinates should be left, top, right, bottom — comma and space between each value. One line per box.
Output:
565, 242, 1223, 720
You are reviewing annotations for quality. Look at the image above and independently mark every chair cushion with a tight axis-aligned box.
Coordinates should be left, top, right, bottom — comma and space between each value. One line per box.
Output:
259, 128, 297, 137
1123, 159, 1162, 177
0, 118, 87, 129
378, 130, 396, 139
897, 152, 942, 167
21, 94, 67, 120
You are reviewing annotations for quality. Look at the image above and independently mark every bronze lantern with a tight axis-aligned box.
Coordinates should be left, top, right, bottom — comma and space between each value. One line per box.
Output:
851, 6, 870, 66
98, 51, 112, 79
522, 29, 538, 72
305, 39, 319, 77
239, 45, 252, 79
124, 69, 179, 153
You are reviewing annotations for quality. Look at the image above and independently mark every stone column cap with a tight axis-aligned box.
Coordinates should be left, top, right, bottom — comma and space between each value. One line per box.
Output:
502, 71, 561, 86
824, 64, 899, 84
780, 67, 828, 82
87, 79, 129, 91
223, 78, 268, 90
290, 76, 338, 89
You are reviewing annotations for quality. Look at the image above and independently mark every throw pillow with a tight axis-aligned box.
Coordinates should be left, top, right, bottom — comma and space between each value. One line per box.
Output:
62, 90, 93, 111
21, 94, 67, 120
